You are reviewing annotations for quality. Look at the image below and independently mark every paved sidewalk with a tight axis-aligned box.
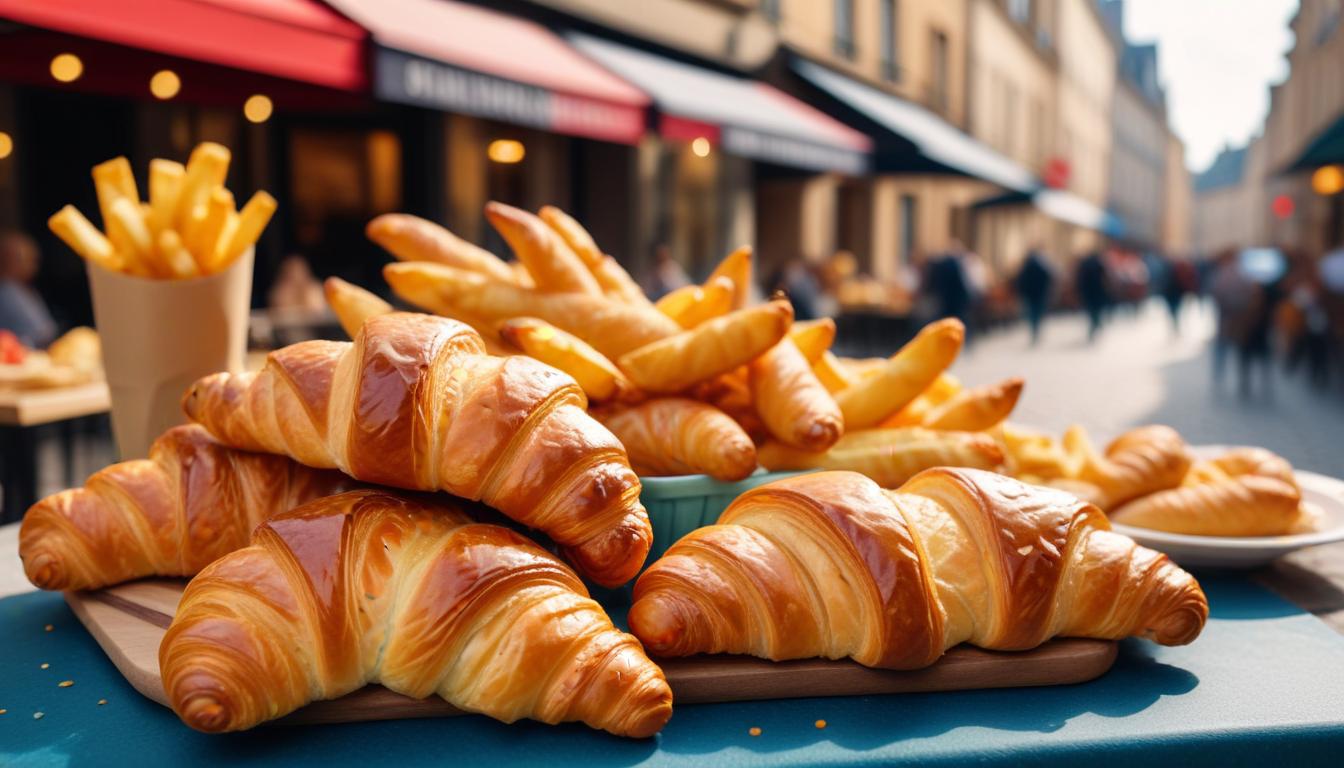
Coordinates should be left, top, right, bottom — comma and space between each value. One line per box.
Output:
952, 299, 1344, 477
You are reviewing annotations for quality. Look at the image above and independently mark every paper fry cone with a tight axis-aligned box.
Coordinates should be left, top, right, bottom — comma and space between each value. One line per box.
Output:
86, 249, 253, 459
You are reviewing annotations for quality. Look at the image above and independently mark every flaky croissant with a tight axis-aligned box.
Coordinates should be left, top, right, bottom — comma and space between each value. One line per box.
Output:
750, 336, 843, 451
757, 427, 1003, 488
160, 490, 672, 737
630, 469, 1207, 669
1112, 447, 1308, 536
183, 312, 651, 587
1057, 425, 1191, 509
19, 424, 353, 591
595, 398, 757, 481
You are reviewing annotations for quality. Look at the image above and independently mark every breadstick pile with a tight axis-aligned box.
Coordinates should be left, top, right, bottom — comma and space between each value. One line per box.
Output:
48, 142, 276, 279
999, 423, 1317, 537
335, 203, 1023, 486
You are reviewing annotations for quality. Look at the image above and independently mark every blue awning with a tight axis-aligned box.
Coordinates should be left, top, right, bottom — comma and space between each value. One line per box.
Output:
972, 188, 1126, 237
791, 58, 1037, 193
571, 34, 872, 174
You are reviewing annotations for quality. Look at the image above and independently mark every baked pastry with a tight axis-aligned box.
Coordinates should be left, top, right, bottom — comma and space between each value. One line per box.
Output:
183, 312, 651, 587
617, 300, 793, 394
630, 469, 1207, 667
750, 337, 843, 451
920, 378, 1023, 431
1112, 447, 1309, 536
595, 398, 757, 481
486, 202, 603, 295
834, 319, 964, 429
757, 427, 1003, 488
1056, 425, 1191, 508
19, 424, 353, 590
160, 490, 672, 737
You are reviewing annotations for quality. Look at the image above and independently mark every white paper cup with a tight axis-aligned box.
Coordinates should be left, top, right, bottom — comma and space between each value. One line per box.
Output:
86, 249, 254, 459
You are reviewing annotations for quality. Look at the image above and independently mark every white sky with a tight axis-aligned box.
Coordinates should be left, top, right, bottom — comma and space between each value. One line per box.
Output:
1124, 0, 1299, 174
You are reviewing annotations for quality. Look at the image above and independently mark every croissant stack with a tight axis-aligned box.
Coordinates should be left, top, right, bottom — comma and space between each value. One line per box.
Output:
998, 423, 1312, 537
160, 490, 672, 737
182, 311, 651, 587
19, 424, 353, 591
630, 469, 1207, 668
367, 206, 1023, 484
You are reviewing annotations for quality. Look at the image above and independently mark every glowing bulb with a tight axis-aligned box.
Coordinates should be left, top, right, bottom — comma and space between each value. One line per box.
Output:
487, 139, 526, 164
691, 137, 711, 157
50, 53, 83, 83
243, 94, 273, 123
149, 70, 181, 100
1312, 165, 1344, 196
0, 132, 12, 160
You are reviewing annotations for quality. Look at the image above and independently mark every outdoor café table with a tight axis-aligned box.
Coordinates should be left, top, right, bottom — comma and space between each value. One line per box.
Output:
0, 382, 110, 523
2, 531, 1343, 767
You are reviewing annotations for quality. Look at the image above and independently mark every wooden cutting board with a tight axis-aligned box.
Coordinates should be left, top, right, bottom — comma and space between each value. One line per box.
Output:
66, 579, 1117, 725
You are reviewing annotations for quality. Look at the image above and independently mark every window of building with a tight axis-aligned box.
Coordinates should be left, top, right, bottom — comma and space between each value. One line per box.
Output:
762, 0, 781, 24
930, 30, 949, 114
899, 194, 918, 266
1008, 0, 1032, 24
879, 0, 900, 81
834, 0, 856, 59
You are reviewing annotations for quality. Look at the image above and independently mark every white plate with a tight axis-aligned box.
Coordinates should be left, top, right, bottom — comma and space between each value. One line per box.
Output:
1109, 445, 1344, 569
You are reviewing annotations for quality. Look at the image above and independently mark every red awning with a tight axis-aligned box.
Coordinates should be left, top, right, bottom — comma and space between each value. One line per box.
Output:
0, 0, 368, 91
324, 0, 650, 144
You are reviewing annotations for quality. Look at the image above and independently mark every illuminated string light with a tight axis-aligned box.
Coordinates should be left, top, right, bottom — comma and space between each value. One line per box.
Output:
487, 139, 526, 164
50, 53, 83, 83
243, 94, 273, 123
149, 70, 181, 100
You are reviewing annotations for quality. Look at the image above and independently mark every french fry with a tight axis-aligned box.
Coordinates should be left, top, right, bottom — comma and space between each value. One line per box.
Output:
485, 201, 602, 295
216, 191, 275, 271
174, 142, 231, 227
813, 350, 853, 393
788, 317, 836, 364
617, 299, 793, 395
155, 230, 199, 279
538, 205, 651, 306
384, 261, 680, 358
194, 188, 235, 270
105, 196, 154, 276
324, 277, 393, 339
148, 159, 185, 238
48, 206, 123, 273
499, 317, 635, 402
921, 377, 1023, 431
92, 156, 139, 203
833, 318, 964, 429
707, 245, 753, 310
750, 336, 842, 451
756, 427, 1004, 488
367, 214, 524, 286
881, 372, 963, 427
656, 276, 734, 328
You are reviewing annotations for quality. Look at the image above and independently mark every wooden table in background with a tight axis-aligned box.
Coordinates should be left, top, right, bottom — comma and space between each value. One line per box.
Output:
0, 382, 110, 523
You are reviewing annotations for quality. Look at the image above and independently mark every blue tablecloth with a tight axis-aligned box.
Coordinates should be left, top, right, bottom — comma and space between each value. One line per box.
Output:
3, 575, 1344, 767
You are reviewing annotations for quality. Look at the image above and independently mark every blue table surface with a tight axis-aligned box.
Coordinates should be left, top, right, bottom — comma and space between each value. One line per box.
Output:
3, 575, 1344, 767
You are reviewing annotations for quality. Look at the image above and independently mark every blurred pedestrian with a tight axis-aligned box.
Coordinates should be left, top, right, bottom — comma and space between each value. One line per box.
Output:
925, 247, 972, 333
1159, 254, 1195, 335
1209, 249, 1259, 394
775, 258, 821, 321
268, 255, 326, 313
1075, 251, 1110, 342
1013, 246, 1054, 344
645, 244, 689, 300
0, 230, 57, 348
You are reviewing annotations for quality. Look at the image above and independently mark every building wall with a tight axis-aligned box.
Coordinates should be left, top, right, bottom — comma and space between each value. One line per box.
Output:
1108, 79, 1166, 248
1054, 0, 1115, 209
1162, 131, 1192, 254
967, 0, 1057, 175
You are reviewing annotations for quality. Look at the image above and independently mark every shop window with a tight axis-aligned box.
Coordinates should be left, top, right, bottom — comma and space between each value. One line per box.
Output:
762, 0, 781, 24
880, 0, 900, 82
929, 30, 949, 115
289, 127, 402, 250
834, 0, 856, 59
899, 194, 918, 266
1007, 0, 1032, 25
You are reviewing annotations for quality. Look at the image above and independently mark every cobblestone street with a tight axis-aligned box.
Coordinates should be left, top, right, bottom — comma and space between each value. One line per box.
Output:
952, 299, 1344, 477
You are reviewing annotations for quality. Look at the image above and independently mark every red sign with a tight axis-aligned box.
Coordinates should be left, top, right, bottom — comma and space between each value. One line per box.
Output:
1271, 194, 1295, 220
1043, 157, 1071, 188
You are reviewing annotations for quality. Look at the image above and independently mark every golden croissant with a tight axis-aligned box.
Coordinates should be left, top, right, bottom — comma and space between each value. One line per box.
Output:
183, 312, 651, 587
160, 490, 673, 737
1112, 447, 1308, 536
630, 469, 1207, 668
19, 425, 353, 591
1056, 425, 1192, 508
596, 398, 757, 481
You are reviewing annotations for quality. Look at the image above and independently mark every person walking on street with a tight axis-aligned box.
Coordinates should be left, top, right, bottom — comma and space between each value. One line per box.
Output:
925, 247, 972, 335
1013, 247, 1054, 345
0, 230, 57, 349
1075, 251, 1110, 342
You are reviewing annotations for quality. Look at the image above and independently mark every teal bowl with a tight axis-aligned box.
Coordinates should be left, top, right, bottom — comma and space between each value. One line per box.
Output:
638, 470, 807, 564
